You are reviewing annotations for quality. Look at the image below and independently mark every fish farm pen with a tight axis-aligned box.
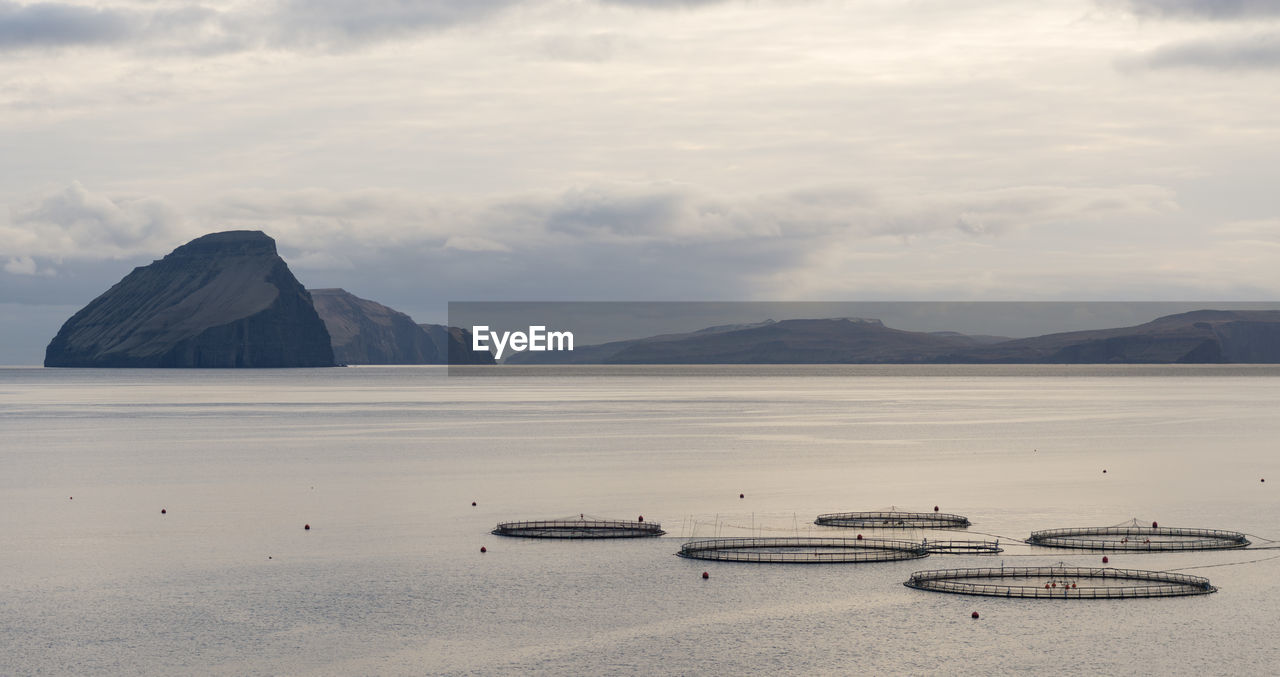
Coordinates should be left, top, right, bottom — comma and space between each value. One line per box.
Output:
677, 537, 929, 563
904, 565, 1217, 599
923, 540, 1003, 554
1026, 526, 1250, 551
815, 511, 971, 529
492, 519, 665, 538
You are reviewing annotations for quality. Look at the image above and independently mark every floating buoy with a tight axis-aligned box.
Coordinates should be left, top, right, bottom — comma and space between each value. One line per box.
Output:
69, 496, 73, 500
934, 506, 939, 512
471, 501, 477, 506
161, 508, 166, 514
1102, 469, 1107, 474
268, 556, 272, 560
856, 534, 863, 540
702, 571, 709, 579
637, 515, 644, 522
1262, 479, 1266, 483
740, 493, 745, 499
971, 611, 979, 619
1152, 521, 1158, 528
480, 546, 486, 553
1044, 583, 1050, 589
1071, 583, 1076, 588
304, 524, 310, 530
1051, 582, 1057, 588
1102, 556, 1109, 563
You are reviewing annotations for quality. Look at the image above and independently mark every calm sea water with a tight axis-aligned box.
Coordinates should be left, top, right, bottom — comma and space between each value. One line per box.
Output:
2, 365, 1279, 675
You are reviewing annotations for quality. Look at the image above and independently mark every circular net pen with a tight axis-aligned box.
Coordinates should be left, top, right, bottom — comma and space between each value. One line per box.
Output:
815, 511, 971, 529
492, 519, 664, 539
678, 537, 929, 563
904, 565, 1216, 599
1026, 526, 1249, 552
923, 540, 1003, 555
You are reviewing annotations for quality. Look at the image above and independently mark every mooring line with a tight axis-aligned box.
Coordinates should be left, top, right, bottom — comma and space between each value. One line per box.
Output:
1165, 552, 1280, 572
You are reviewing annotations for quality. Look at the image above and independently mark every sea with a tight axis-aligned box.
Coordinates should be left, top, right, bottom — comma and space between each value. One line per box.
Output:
2, 365, 1279, 676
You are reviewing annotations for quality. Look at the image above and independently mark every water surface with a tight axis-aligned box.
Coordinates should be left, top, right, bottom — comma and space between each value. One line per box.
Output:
2, 366, 1278, 675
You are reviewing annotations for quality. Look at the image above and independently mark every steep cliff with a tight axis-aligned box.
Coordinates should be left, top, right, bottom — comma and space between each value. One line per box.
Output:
308, 288, 496, 365
44, 231, 335, 368
310, 288, 441, 364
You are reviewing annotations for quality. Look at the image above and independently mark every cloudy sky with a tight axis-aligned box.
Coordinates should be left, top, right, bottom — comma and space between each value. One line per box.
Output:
3, 0, 1279, 363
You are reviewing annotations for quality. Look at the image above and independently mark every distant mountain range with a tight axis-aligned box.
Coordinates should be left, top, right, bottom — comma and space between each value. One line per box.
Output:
42, 230, 1280, 367
507, 310, 1280, 364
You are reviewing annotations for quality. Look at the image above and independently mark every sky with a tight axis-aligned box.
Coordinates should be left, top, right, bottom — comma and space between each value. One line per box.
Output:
2, 0, 1280, 363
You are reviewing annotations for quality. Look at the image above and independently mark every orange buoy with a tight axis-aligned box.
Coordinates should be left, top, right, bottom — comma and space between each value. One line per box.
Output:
702, 571, 709, 579
739, 493, 745, 499
1152, 521, 1158, 528
856, 534, 863, 540
1044, 583, 1050, 589
1102, 556, 1109, 563
304, 524, 310, 530
480, 546, 486, 553
934, 506, 939, 512
1051, 582, 1057, 588
161, 508, 166, 514
471, 501, 477, 506
1071, 583, 1077, 588
638, 515, 644, 522
971, 611, 979, 619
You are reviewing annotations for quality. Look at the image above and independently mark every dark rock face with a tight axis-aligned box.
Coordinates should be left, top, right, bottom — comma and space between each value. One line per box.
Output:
420, 324, 497, 365
45, 231, 335, 368
310, 289, 441, 365
308, 288, 496, 365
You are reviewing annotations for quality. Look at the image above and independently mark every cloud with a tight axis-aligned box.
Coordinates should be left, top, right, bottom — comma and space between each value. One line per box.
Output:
0, 1, 136, 49
1128, 31, 1280, 70
5, 180, 1177, 265
0, 179, 1190, 317
4, 254, 37, 274
4, 181, 187, 259
538, 33, 629, 63
597, 0, 732, 8
0, 0, 521, 53
0, 1, 219, 52
0, 0, 736, 54
1111, 0, 1280, 20
444, 236, 511, 252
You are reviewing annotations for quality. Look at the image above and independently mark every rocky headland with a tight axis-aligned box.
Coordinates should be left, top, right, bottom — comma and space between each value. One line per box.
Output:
44, 231, 335, 368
